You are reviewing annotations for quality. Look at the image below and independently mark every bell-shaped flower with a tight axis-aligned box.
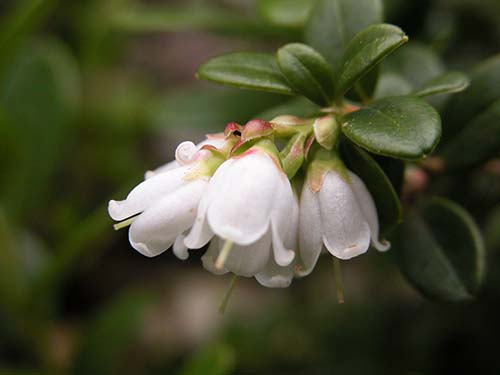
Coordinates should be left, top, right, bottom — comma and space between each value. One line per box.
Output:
144, 133, 226, 179
185, 139, 296, 277
299, 148, 389, 267
108, 141, 226, 258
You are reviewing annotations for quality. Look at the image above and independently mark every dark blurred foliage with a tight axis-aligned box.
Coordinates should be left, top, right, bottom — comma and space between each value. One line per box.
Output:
0, 0, 499, 374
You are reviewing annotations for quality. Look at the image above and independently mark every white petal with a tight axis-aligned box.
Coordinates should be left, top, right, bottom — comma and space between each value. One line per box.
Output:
183, 159, 235, 249
109, 165, 193, 221
201, 238, 229, 275
223, 230, 272, 277
271, 221, 295, 266
319, 172, 371, 260
255, 254, 294, 288
143, 137, 225, 180
173, 233, 189, 260
128, 179, 207, 257
298, 183, 323, 276
206, 153, 280, 245
348, 171, 390, 251
175, 141, 198, 165
197, 136, 226, 150
144, 160, 179, 180
270, 177, 296, 266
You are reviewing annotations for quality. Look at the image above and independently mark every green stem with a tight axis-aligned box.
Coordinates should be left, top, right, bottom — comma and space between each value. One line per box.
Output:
219, 274, 238, 314
354, 82, 370, 105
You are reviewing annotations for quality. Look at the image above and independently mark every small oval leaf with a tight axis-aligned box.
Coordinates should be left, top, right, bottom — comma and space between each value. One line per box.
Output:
394, 197, 485, 302
197, 52, 295, 95
333, 23, 408, 98
277, 43, 335, 106
413, 71, 470, 97
341, 96, 441, 160
340, 139, 402, 235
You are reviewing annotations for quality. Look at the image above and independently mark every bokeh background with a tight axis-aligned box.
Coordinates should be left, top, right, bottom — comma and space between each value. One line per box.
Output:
0, 0, 499, 374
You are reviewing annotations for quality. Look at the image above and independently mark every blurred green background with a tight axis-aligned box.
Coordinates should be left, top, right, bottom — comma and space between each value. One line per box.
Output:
0, 0, 499, 374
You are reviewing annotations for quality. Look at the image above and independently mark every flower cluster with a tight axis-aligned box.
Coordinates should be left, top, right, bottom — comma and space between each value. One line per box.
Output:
108, 116, 389, 288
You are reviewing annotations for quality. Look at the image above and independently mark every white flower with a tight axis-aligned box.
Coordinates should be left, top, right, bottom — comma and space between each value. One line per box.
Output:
108, 142, 224, 258
144, 134, 226, 179
185, 145, 296, 277
299, 168, 390, 266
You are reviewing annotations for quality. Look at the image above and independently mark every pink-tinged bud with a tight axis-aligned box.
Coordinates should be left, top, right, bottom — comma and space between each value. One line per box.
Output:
224, 122, 243, 138
241, 119, 274, 141
304, 134, 315, 159
342, 104, 361, 115
270, 115, 309, 125
281, 133, 307, 179
313, 116, 339, 150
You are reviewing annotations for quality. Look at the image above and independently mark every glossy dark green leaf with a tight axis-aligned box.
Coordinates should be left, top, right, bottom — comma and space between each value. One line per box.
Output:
441, 99, 500, 171
197, 52, 295, 95
0, 38, 79, 219
277, 43, 335, 106
255, 97, 320, 120
304, 0, 383, 70
73, 290, 154, 375
394, 197, 485, 302
333, 24, 408, 99
257, 0, 314, 29
443, 54, 500, 141
413, 72, 470, 98
340, 140, 402, 234
341, 96, 441, 160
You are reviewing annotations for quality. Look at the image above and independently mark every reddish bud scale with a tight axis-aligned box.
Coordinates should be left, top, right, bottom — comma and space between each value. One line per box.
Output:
241, 119, 274, 141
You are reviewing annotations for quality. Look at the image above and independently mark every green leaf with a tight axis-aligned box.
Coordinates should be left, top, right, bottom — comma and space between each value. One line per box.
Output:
0, 37, 80, 219
277, 43, 335, 106
257, 0, 314, 29
413, 72, 470, 98
341, 96, 441, 160
442, 54, 500, 141
441, 99, 500, 171
304, 0, 383, 71
255, 97, 320, 120
394, 197, 485, 302
73, 290, 155, 375
333, 24, 408, 99
149, 87, 286, 133
340, 140, 402, 234
179, 343, 236, 375
197, 52, 295, 95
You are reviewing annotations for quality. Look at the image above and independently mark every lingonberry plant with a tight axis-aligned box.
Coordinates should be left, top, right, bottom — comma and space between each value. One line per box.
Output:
109, 0, 488, 306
